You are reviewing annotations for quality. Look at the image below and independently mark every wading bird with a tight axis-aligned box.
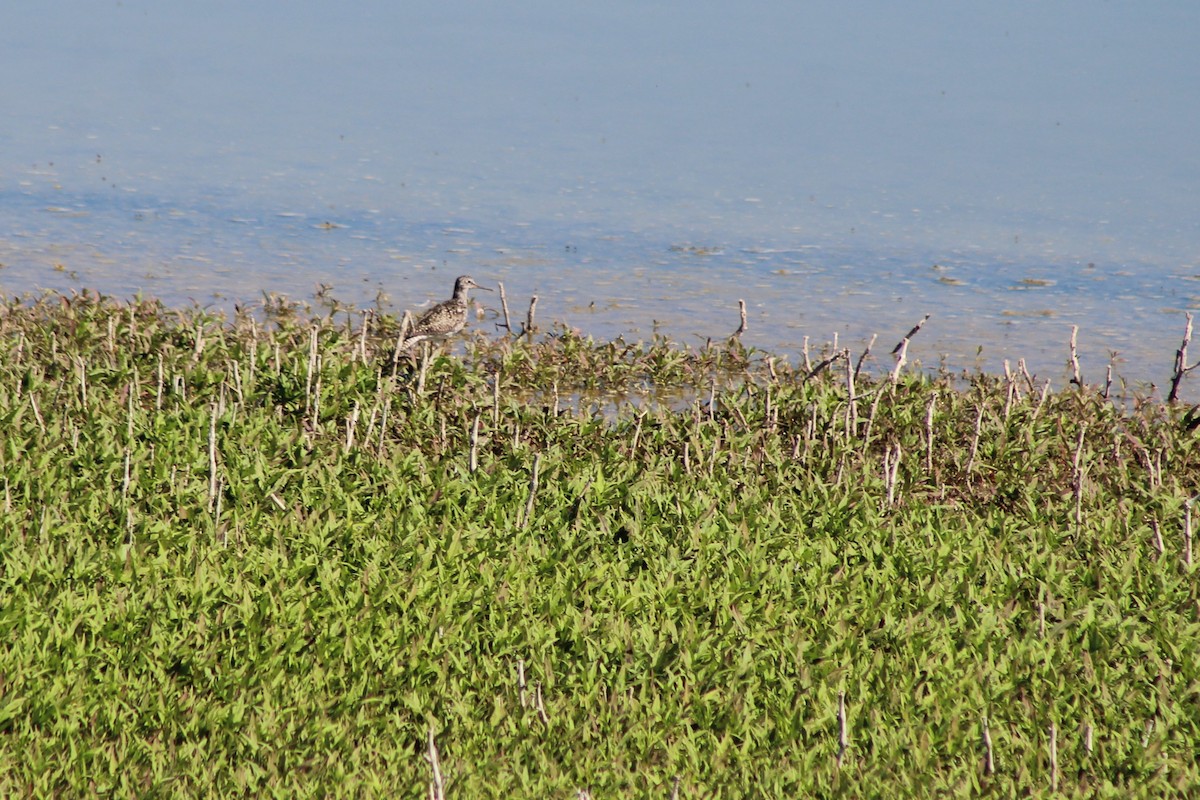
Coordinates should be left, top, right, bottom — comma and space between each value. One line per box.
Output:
400, 275, 490, 352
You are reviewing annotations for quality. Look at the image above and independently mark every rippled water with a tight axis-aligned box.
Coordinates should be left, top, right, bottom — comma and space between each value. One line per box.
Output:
3, 2, 1198, 393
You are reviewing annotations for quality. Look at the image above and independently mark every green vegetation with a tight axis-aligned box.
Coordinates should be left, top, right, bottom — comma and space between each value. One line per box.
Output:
0, 290, 1197, 798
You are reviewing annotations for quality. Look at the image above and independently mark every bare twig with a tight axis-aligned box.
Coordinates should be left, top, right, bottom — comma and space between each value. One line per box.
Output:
1169, 312, 1199, 403
890, 315, 930, 384
1068, 325, 1082, 387
469, 412, 481, 473
497, 281, 514, 334
836, 691, 849, 768
891, 313, 931, 355
982, 714, 995, 776
520, 454, 541, 528
732, 299, 747, 339
924, 392, 937, 473
1049, 723, 1058, 794
804, 350, 844, 384
426, 728, 444, 800
524, 295, 539, 339
854, 334, 877, 381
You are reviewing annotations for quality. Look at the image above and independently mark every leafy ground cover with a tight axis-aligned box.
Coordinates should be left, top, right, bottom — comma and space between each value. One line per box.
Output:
0, 290, 1197, 798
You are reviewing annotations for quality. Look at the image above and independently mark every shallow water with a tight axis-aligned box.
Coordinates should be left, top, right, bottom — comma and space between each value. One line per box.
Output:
2, 2, 1198, 394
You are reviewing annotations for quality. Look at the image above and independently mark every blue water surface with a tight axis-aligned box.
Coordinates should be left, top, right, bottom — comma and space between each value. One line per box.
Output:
2, 1, 1198, 390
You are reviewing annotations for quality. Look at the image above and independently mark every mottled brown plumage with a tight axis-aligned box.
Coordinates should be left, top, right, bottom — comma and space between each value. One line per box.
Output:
400, 275, 489, 351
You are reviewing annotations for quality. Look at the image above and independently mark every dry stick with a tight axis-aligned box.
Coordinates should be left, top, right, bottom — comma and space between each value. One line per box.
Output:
802, 336, 812, 372
426, 728, 445, 800
854, 333, 877, 381
76, 356, 88, 410
1084, 722, 1094, 756
924, 392, 938, 474
836, 691, 849, 768
230, 359, 244, 405
1072, 425, 1088, 528
344, 401, 360, 453
631, 409, 646, 454
845, 349, 858, 434
524, 295, 539, 339
732, 298, 748, 338
416, 344, 431, 396
1151, 518, 1165, 557
1168, 312, 1200, 403
208, 403, 219, 512
535, 682, 550, 724
1018, 358, 1036, 393
982, 714, 995, 776
377, 397, 391, 452
965, 402, 985, 478
1068, 325, 1082, 386
492, 370, 502, 426
670, 776, 682, 800
884, 443, 902, 507
804, 350, 844, 385
520, 454, 542, 529
890, 313, 931, 384
392, 311, 413, 371
1185, 496, 1196, 567
497, 281, 514, 334
28, 393, 46, 434
1103, 362, 1113, 400
358, 309, 372, 364
518, 659, 528, 709
1049, 723, 1059, 794
469, 412, 481, 473
156, 354, 164, 411
1002, 372, 1016, 425
1032, 379, 1052, 422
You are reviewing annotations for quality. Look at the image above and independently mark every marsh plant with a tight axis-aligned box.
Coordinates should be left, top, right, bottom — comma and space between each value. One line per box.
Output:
0, 290, 1197, 797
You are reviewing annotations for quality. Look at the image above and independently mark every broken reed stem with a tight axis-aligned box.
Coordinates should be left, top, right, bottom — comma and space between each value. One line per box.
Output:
344, 401, 360, 453
890, 339, 909, 385
518, 659, 528, 708
416, 343, 431, 396
497, 281, 514, 334
1151, 518, 1165, 557
732, 298, 747, 339
1185, 496, 1196, 567
1169, 312, 1197, 403
854, 334, 877, 381
426, 728, 445, 800
392, 311, 413, 370
525, 295, 539, 339
836, 691, 849, 768
520, 453, 541, 529
965, 402, 985, 477
890, 313, 930, 384
535, 682, 550, 724
1069, 325, 1082, 386
208, 404, 218, 511
924, 392, 937, 474
469, 412, 481, 473
356, 309, 371, 364
884, 443, 902, 508
1049, 722, 1058, 793
982, 714, 995, 776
